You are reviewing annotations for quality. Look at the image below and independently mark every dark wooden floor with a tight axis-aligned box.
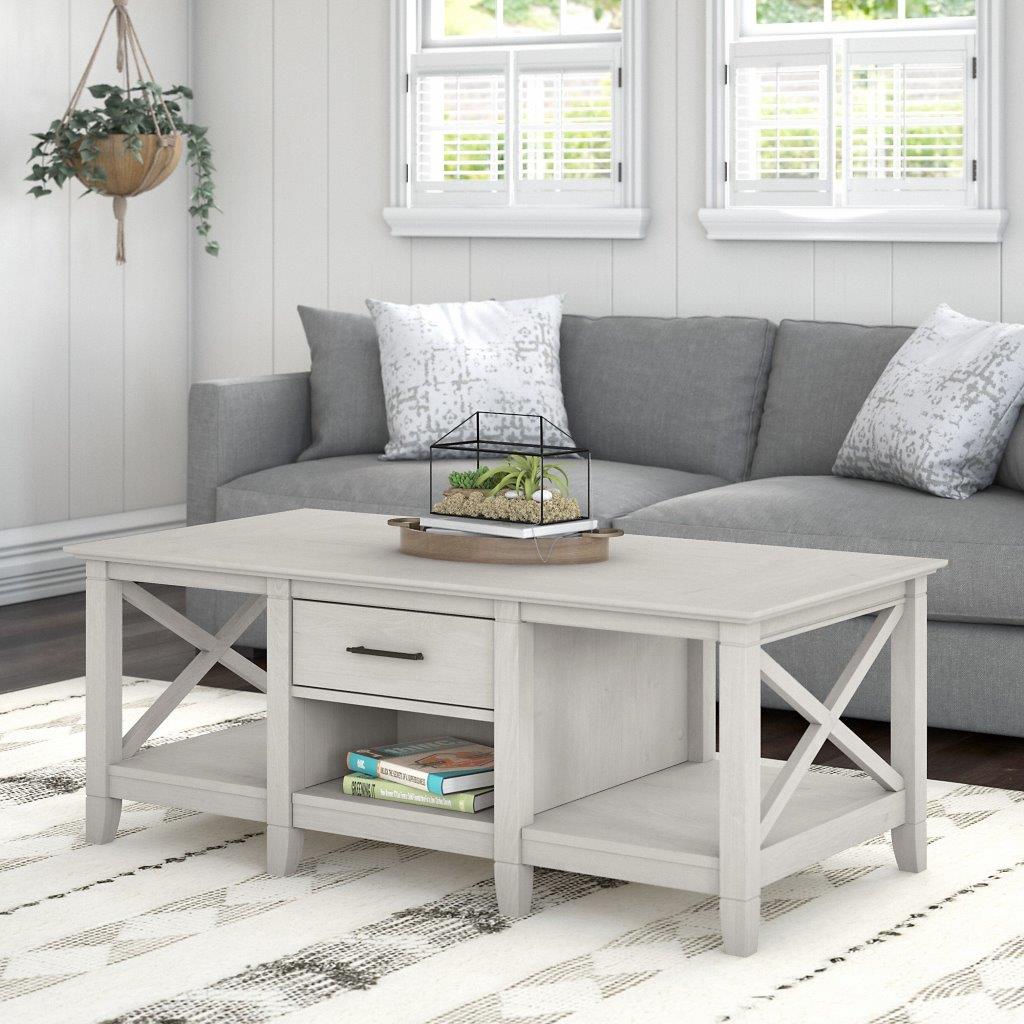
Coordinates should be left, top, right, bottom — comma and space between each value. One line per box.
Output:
2, 585, 1022, 792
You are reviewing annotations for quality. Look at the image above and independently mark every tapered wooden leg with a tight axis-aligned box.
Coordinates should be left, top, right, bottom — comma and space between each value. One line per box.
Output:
85, 561, 123, 846
718, 627, 762, 957
720, 896, 760, 957
891, 579, 928, 873
86, 795, 122, 845
267, 825, 304, 876
892, 820, 926, 872
495, 861, 533, 918
493, 601, 534, 921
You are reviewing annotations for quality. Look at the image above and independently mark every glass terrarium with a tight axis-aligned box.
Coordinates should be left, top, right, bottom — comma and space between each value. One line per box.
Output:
427, 412, 592, 531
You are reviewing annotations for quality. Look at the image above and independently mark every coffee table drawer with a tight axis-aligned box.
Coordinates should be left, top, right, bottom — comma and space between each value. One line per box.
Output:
292, 601, 494, 708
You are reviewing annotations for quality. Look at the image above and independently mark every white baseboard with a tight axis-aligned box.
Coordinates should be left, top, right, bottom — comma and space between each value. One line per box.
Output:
0, 504, 186, 607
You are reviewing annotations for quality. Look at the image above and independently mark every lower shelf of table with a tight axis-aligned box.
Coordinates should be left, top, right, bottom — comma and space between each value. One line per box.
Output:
104, 723, 905, 893
523, 759, 906, 893
293, 781, 495, 858
107, 720, 268, 821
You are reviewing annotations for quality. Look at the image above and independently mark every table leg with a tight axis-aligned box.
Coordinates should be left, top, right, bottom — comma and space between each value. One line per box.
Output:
718, 627, 761, 956
266, 578, 304, 876
687, 638, 717, 763
85, 561, 123, 845
891, 579, 927, 872
267, 824, 304, 875
493, 601, 534, 919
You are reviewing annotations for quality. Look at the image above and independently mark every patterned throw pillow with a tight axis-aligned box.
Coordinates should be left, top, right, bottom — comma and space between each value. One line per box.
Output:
833, 304, 1024, 499
366, 295, 574, 460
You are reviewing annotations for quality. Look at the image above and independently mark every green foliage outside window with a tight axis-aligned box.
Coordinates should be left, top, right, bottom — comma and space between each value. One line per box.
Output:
474, 0, 621, 28
443, 0, 620, 36
756, 0, 972, 22
906, 0, 974, 16
833, 0, 897, 19
442, 133, 505, 180
756, 0, 823, 23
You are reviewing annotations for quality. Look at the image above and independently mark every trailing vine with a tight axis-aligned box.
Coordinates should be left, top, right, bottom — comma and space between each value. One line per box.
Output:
27, 81, 219, 256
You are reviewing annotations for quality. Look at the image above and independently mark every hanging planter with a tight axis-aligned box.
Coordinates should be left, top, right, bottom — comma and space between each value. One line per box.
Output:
72, 132, 184, 196
25, 0, 217, 264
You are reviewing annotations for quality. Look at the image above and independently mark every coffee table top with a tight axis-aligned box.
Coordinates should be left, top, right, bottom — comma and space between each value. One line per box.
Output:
67, 509, 945, 624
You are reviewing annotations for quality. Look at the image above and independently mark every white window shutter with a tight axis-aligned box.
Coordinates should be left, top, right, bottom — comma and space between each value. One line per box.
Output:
844, 34, 972, 208
411, 52, 509, 206
729, 38, 833, 207
514, 45, 619, 207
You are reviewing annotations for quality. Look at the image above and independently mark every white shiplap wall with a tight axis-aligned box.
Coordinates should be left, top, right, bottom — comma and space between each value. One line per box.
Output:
192, 0, 1024, 383
0, 0, 191, 602
3, 0, 1021, 604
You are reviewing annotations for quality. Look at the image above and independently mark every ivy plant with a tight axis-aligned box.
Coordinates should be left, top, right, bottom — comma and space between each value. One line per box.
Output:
26, 82, 219, 256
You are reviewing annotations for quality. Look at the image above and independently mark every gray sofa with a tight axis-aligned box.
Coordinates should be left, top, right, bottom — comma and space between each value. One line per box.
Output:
187, 313, 1024, 739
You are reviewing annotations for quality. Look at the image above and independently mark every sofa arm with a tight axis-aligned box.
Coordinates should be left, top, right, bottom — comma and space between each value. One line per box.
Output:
187, 373, 311, 526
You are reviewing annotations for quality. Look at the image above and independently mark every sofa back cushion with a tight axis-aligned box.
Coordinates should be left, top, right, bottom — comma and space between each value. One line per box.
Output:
750, 320, 914, 479
560, 315, 775, 480
297, 306, 389, 461
997, 415, 1024, 491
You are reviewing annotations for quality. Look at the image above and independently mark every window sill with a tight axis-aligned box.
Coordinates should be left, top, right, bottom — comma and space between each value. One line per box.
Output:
383, 206, 651, 239
698, 207, 1008, 244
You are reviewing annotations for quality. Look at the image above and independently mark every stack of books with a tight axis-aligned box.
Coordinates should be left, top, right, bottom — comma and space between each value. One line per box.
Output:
342, 736, 494, 814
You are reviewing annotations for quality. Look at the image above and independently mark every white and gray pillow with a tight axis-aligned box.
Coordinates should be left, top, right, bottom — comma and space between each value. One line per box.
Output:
366, 294, 574, 460
833, 304, 1024, 499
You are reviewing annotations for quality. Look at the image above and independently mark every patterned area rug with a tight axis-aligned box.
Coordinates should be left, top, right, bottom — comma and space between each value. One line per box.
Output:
1, 679, 1022, 1024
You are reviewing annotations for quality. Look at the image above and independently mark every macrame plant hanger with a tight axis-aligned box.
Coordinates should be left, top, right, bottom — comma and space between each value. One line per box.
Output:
62, 0, 181, 263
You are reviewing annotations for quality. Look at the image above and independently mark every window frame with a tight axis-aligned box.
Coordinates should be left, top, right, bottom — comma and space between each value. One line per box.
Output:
384, 0, 649, 239
700, 0, 1006, 242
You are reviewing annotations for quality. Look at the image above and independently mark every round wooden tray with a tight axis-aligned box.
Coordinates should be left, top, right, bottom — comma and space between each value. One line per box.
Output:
387, 517, 622, 565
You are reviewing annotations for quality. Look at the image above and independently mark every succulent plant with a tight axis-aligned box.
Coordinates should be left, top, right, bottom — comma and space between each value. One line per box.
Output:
447, 466, 495, 489
484, 455, 570, 498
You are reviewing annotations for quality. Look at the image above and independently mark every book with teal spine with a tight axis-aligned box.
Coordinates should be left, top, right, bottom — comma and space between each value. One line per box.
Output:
346, 736, 494, 795
342, 773, 494, 814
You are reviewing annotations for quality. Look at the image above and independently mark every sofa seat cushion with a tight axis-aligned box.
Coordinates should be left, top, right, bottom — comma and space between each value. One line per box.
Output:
616, 475, 1024, 625
217, 455, 729, 529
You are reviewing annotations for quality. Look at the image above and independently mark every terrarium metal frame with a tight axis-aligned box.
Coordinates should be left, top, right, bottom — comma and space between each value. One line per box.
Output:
429, 411, 592, 528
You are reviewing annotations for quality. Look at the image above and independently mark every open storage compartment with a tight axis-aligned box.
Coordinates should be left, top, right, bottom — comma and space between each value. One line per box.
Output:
290, 686, 497, 858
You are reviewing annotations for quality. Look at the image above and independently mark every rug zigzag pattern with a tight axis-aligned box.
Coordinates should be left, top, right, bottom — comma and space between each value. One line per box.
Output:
0, 837, 427, 1000
0, 711, 264, 807
108, 872, 624, 1024
430, 786, 1024, 1023
0, 680, 149, 720
870, 935, 1024, 1023
103, 782, 1017, 1024
1, 680, 1022, 1024
0, 680, 245, 755
0, 804, 197, 875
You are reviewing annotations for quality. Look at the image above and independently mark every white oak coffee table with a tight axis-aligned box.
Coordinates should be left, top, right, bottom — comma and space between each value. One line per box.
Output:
67, 509, 944, 956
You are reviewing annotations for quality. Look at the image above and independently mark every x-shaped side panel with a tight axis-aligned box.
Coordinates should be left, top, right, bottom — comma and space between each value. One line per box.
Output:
120, 582, 268, 758
759, 603, 905, 842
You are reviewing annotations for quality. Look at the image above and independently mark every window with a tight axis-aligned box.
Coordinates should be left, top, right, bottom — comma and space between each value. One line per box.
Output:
384, 0, 648, 238
701, 0, 1005, 241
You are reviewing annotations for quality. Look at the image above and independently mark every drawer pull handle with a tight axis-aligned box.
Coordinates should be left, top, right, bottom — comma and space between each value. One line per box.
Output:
345, 645, 425, 662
